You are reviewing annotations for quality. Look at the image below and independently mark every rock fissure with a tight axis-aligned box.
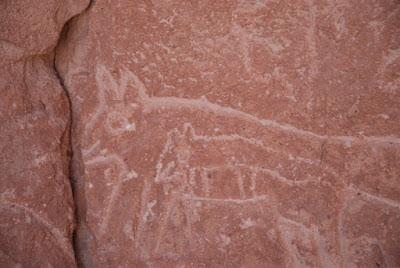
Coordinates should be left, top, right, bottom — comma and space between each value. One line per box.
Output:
2, 0, 400, 267
52, 1, 93, 266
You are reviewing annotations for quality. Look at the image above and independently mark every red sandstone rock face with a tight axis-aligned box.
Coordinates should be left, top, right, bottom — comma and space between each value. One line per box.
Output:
55, 1, 400, 267
0, 0, 89, 267
2, 0, 400, 267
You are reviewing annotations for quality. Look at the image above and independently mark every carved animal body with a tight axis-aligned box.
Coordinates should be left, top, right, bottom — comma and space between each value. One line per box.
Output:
154, 123, 316, 202
148, 123, 338, 266
83, 65, 399, 266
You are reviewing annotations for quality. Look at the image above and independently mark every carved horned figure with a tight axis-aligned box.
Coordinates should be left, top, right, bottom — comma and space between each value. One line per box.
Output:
150, 123, 325, 258
154, 123, 264, 202
87, 65, 399, 266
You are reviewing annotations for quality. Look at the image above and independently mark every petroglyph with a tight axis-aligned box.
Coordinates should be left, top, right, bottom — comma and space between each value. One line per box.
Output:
77, 66, 144, 237
0, 199, 74, 261
3, 0, 399, 266
97, 64, 400, 146
130, 118, 398, 262
154, 123, 328, 191
85, 65, 399, 263
347, 185, 400, 210
84, 152, 138, 236
143, 123, 320, 258
336, 184, 400, 268
83, 65, 139, 147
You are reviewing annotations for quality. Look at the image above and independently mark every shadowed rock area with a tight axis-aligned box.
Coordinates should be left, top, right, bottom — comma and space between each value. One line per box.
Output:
1, 0, 400, 267
0, 0, 89, 267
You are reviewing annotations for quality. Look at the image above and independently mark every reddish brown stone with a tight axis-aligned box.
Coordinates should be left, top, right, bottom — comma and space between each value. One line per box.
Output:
3, 0, 400, 267
54, 1, 400, 267
0, 0, 89, 266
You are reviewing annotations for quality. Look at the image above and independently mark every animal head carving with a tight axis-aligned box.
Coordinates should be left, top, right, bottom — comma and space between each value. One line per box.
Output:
95, 64, 145, 103
92, 64, 149, 136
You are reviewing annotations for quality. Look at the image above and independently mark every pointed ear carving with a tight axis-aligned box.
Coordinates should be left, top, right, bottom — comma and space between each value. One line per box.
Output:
124, 69, 149, 101
95, 64, 119, 99
95, 64, 150, 108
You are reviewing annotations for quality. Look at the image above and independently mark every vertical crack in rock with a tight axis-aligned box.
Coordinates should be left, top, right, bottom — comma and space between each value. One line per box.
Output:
51, 1, 93, 266
43, 1, 400, 266
53, 45, 78, 266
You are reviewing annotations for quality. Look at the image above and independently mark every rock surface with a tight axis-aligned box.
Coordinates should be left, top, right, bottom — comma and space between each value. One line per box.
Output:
0, 0, 89, 267
2, 0, 400, 267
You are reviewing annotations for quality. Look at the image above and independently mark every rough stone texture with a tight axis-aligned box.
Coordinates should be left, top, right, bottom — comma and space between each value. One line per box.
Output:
2, 0, 400, 267
54, 0, 400, 267
0, 0, 89, 267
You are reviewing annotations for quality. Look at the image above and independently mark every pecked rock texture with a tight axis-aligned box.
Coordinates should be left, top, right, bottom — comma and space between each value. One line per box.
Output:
2, 0, 400, 267
0, 0, 89, 267
55, 0, 400, 267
